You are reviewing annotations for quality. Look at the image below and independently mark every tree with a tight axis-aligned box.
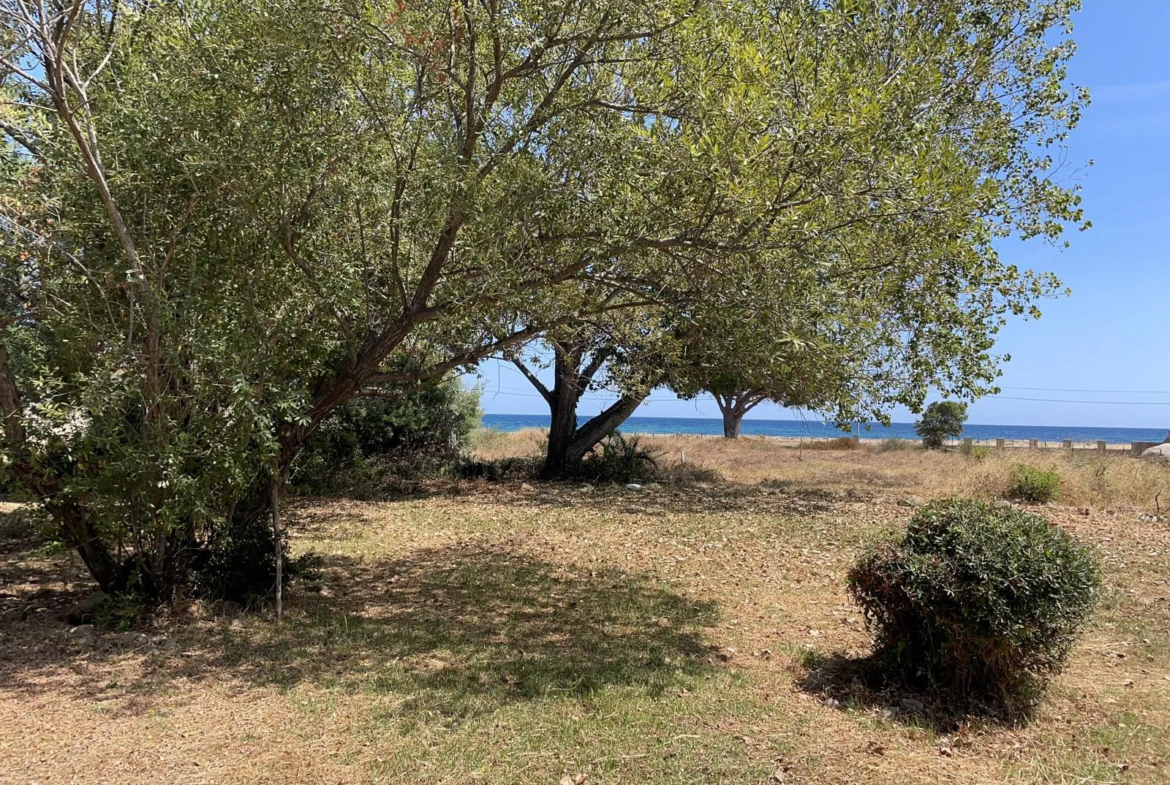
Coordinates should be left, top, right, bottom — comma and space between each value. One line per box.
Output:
0, 0, 1087, 600
666, 312, 858, 440
916, 402, 969, 449
507, 313, 670, 478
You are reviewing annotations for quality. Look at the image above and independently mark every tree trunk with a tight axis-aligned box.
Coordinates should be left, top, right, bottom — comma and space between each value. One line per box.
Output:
542, 392, 581, 480
530, 338, 655, 478
272, 476, 282, 622
538, 342, 585, 479
720, 406, 744, 438
561, 392, 647, 468
714, 390, 766, 440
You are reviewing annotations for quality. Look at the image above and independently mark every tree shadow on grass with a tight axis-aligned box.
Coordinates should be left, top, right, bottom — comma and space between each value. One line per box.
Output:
794, 648, 1025, 732
0, 538, 721, 724
291, 466, 845, 518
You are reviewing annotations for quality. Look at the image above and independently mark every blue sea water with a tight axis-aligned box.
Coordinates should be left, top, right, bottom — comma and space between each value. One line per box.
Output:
481, 413, 1168, 445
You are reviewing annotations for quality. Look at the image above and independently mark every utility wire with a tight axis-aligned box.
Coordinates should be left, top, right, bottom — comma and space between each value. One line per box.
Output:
1002, 385, 1170, 395
989, 395, 1170, 406
482, 387, 1170, 406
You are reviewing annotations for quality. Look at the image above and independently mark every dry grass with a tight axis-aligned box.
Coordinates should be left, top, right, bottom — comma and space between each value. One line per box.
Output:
1, 438, 1168, 784
473, 431, 1170, 512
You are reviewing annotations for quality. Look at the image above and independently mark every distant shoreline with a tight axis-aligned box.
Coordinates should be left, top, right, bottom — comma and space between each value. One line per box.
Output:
481, 413, 1167, 446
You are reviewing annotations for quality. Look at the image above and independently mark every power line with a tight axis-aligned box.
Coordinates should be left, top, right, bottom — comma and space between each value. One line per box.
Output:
1002, 385, 1170, 395
992, 395, 1170, 409
483, 386, 1170, 407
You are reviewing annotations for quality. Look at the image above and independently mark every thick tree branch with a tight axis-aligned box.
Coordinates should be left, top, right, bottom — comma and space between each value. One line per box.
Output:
511, 357, 553, 404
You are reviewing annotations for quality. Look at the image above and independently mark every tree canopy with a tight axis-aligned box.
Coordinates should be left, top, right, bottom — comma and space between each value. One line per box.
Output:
0, 0, 1086, 599
916, 401, 970, 449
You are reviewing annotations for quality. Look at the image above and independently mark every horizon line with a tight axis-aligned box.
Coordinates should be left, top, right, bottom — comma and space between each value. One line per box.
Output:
481, 412, 1169, 432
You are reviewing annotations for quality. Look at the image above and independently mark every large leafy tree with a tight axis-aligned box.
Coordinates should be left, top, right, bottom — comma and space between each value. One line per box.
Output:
0, 0, 1086, 600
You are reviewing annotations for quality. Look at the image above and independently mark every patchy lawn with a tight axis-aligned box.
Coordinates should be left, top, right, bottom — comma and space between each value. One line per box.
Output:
1, 466, 1168, 783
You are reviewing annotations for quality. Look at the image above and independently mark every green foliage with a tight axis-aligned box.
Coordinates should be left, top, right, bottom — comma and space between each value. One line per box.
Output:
192, 517, 323, 605
0, 0, 1089, 600
916, 402, 969, 449
848, 500, 1100, 714
1009, 464, 1062, 503
290, 376, 481, 495
457, 457, 543, 483
577, 433, 659, 484
94, 593, 145, 632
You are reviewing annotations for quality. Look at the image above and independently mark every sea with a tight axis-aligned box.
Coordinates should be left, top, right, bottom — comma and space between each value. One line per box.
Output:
481, 413, 1169, 446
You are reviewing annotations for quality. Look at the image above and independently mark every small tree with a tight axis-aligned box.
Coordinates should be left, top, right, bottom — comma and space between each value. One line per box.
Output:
916, 402, 968, 449
507, 315, 668, 479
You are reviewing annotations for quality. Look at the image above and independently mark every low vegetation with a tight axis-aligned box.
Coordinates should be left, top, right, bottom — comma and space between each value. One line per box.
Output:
1009, 464, 1063, 504
290, 375, 482, 497
474, 430, 1170, 511
802, 436, 864, 451
849, 500, 1100, 716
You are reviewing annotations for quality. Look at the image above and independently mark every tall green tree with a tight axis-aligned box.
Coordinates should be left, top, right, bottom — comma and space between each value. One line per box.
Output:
0, 0, 1087, 599
916, 401, 969, 449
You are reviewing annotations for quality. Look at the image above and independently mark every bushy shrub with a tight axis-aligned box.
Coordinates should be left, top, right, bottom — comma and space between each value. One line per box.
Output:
915, 401, 968, 449
192, 518, 323, 605
291, 374, 481, 495
1009, 464, 1061, 503
94, 593, 145, 631
457, 456, 543, 482
848, 499, 1100, 714
577, 432, 658, 483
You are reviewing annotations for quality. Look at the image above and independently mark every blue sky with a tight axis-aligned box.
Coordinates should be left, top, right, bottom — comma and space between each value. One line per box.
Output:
471, 2, 1170, 428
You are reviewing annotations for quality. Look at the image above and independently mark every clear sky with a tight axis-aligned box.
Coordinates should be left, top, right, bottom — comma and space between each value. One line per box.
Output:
470, 2, 1170, 429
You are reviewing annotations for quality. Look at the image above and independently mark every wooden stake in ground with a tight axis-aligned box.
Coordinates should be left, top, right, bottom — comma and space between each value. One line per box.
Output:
272, 475, 282, 622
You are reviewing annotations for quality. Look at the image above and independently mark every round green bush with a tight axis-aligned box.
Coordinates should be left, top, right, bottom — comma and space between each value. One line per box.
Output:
848, 499, 1100, 714
1008, 464, 1061, 503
